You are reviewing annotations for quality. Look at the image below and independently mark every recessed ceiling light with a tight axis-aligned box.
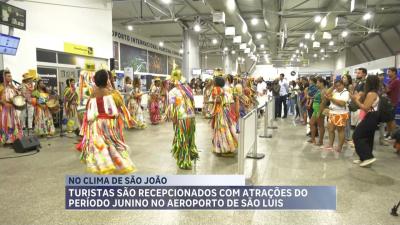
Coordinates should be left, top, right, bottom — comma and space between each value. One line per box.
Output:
179, 49, 183, 54
299, 42, 304, 47
159, 41, 164, 47
321, 57, 325, 60
314, 15, 322, 23
296, 49, 299, 53
231, 50, 236, 54
256, 33, 262, 39
363, 12, 372, 20
341, 30, 348, 37
313, 54, 317, 58
161, 0, 171, 4
260, 44, 265, 49
227, 0, 236, 11
320, 49, 325, 53
305, 33, 311, 39
212, 39, 218, 45
194, 24, 201, 32
251, 18, 258, 26
329, 41, 334, 46
127, 25, 133, 31
224, 47, 228, 51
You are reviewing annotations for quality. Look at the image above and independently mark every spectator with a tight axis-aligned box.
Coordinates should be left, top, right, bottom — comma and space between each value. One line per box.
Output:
384, 67, 400, 141
308, 77, 326, 146
342, 74, 354, 144
278, 73, 289, 118
351, 75, 380, 167
393, 129, 400, 154
325, 79, 350, 152
272, 78, 280, 118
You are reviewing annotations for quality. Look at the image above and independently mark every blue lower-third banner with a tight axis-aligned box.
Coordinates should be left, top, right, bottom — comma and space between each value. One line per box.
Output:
65, 186, 336, 210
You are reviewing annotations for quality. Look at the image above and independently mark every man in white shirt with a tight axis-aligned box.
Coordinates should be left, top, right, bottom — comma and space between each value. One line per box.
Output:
256, 77, 267, 116
278, 73, 289, 118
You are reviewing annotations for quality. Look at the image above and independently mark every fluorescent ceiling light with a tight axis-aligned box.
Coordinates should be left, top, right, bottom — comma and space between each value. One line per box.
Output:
311, 34, 315, 41
244, 48, 250, 53
314, 15, 322, 23
194, 24, 201, 32
240, 43, 246, 50
251, 18, 258, 26
242, 24, 247, 33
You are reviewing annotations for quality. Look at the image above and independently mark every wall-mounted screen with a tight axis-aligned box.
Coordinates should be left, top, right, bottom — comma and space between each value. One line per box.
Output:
0, 33, 20, 56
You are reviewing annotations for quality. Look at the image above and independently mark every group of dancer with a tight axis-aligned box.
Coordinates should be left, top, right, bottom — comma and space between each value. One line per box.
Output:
0, 70, 65, 145
0, 67, 260, 174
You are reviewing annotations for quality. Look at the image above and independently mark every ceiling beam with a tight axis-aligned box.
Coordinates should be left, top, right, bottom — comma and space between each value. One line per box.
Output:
377, 33, 394, 55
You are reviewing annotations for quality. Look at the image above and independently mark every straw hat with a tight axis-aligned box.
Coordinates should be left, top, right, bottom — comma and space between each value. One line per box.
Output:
22, 73, 34, 81
153, 76, 161, 81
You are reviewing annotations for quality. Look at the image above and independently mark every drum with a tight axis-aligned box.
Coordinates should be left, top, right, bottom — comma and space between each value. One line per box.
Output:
12, 95, 26, 110
46, 99, 60, 113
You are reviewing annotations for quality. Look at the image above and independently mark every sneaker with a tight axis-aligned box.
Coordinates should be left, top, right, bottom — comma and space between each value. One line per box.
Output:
379, 140, 389, 146
353, 159, 361, 164
359, 158, 376, 167
385, 134, 393, 141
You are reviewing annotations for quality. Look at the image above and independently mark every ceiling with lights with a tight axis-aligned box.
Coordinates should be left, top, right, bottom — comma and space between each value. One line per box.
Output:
112, 0, 400, 67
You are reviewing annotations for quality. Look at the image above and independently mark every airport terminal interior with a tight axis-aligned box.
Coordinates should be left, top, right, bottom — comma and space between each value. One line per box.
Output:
0, 0, 400, 225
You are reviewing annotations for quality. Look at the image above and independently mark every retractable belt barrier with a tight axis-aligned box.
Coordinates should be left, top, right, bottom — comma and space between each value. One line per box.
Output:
237, 107, 265, 175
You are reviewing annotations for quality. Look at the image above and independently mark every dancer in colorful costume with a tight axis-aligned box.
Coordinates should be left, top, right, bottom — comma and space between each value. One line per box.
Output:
0, 70, 23, 144
63, 78, 79, 132
32, 79, 56, 136
165, 69, 199, 169
148, 77, 162, 125
127, 77, 146, 129
79, 69, 136, 174
210, 70, 238, 156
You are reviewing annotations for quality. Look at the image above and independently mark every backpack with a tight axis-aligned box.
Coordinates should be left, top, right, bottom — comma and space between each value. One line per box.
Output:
377, 95, 394, 122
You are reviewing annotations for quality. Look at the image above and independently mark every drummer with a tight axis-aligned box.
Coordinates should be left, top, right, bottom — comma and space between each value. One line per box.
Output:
0, 70, 23, 144
19, 73, 35, 131
32, 79, 55, 137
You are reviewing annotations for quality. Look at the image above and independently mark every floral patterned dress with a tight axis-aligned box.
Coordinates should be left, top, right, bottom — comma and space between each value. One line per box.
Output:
0, 84, 23, 144
210, 86, 238, 154
79, 94, 136, 174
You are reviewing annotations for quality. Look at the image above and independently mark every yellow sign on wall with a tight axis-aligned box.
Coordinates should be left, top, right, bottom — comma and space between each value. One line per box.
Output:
64, 42, 94, 56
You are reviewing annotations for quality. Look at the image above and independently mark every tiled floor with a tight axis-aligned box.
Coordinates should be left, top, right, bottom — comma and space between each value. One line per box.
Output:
0, 115, 399, 225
